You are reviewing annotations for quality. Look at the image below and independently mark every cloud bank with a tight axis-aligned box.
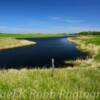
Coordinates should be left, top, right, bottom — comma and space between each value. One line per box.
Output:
0, 25, 100, 33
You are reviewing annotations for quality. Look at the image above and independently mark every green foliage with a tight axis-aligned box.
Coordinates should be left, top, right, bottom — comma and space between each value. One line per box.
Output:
78, 31, 100, 35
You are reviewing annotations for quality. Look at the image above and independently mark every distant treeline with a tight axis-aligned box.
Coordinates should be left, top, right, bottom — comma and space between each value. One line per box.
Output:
77, 31, 100, 35
1, 32, 100, 36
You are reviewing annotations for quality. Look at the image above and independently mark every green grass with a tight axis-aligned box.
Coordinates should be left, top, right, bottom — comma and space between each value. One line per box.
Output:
0, 68, 100, 100
0, 34, 100, 99
71, 36, 100, 61
77, 35, 100, 45
0, 33, 66, 38
94, 50, 100, 62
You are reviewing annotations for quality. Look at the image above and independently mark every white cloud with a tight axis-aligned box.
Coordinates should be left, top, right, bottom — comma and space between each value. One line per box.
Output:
50, 17, 61, 20
53, 25, 100, 33
51, 17, 83, 24
0, 26, 36, 33
32, 23, 41, 26
0, 25, 100, 33
65, 19, 82, 23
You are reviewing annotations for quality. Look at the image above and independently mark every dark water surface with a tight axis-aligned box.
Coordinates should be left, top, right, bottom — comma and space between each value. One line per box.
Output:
0, 37, 87, 69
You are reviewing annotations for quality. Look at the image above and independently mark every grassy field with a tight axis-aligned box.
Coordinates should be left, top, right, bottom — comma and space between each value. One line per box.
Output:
0, 33, 66, 38
0, 35, 100, 99
0, 68, 100, 100
0, 38, 36, 50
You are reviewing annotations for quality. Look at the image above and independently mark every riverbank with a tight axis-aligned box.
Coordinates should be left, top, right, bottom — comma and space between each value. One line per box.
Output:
0, 38, 36, 50
68, 36, 100, 67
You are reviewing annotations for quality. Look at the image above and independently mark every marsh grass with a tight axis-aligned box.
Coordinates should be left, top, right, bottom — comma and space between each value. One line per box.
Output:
68, 36, 100, 68
0, 38, 36, 50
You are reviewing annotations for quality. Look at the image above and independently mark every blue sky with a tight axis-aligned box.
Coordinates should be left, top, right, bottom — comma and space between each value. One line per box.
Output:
0, 0, 100, 33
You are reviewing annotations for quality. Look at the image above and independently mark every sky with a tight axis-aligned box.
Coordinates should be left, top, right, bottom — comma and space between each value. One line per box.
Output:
0, 0, 100, 33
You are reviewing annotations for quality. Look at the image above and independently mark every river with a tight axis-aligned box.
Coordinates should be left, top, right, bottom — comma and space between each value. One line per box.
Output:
0, 37, 87, 69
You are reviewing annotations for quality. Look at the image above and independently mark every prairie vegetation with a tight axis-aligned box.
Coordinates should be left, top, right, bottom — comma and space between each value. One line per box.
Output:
78, 31, 100, 35
68, 35, 100, 68
0, 33, 66, 38
0, 34, 100, 99
0, 38, 36, 50
0, 68, 100, 99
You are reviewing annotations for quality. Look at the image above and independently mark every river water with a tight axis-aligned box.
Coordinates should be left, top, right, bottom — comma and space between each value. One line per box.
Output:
0, 37, 87, 69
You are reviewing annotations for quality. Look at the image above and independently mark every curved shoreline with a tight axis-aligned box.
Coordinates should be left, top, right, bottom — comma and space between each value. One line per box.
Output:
67, 36, 100, 67
0, 38, 36, 51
